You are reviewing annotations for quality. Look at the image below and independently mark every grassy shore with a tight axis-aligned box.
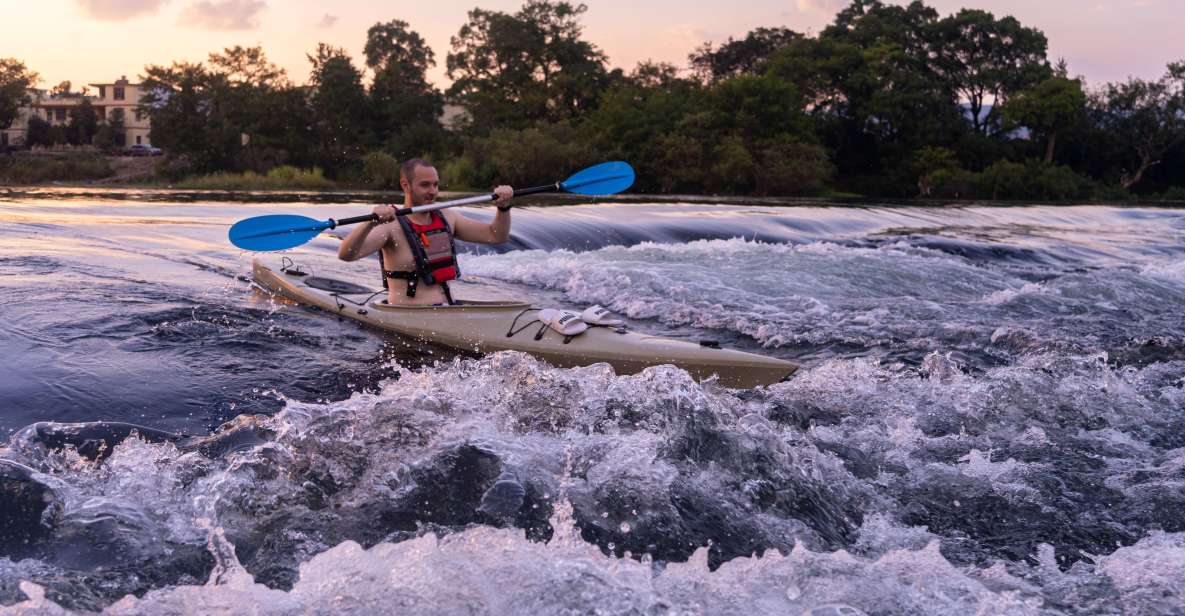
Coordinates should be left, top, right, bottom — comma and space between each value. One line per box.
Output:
5, 154, 1185, 204
174, 166, 336, 190
0, 154, 113, 184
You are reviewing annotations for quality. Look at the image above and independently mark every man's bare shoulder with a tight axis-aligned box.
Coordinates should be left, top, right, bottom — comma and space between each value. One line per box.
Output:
375, 220, 400, 243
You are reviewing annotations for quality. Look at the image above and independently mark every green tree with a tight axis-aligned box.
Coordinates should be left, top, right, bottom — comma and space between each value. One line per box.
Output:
1093, 61, 1185, 189
753, 135, 833, 195
1, 58, 38, 131
360, 151, 401, 188
207, 45, 287, 89
627, 61, 684, 89
144, 47, 315, 174
649, 133, 706, 193
929, 8, 1052, 136
66, 99, 99, 145
308, 43, 371, 174
931, 8, 1050, 135
579, 62, 702, 192
107, 107, 126, 147
50, 80, 85, 98
769, 1, 962, 193
705, 75, 814, 141
474, 123, 591, 186
1003, 76, 1086, 163
364, 19, 435, 82
50, 81, 69, 97
25, 115, 51, 147
364, 20, 444, 157
910, 146, 959, 196
975, 158, 1090, 200
446, 1, 608, 131
93, 125, 114, 151
763, 37, 861, 110
824, 0, 938, 55
205, 45, 311, 171
696, 76, 830, 195
689, 27, 799, 83
93, 107, 126, 151
141, 61, 241, 172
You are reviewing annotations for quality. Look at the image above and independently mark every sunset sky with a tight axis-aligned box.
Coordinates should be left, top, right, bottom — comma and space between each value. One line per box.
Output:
6, 0, 1182, 91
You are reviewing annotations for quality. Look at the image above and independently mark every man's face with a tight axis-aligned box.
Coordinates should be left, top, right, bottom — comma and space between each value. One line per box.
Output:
403, 165, 439, 206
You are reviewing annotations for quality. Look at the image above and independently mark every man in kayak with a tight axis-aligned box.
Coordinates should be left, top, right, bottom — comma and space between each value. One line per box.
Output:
337, 158, 513, 305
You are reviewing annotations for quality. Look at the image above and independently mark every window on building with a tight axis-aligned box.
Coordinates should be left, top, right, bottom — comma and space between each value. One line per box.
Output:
136, 135, 142, 144
55, 108, 66, 121
99, 86, 106, 99
114, 87, 125, 101
135, 108, 144, 121
1, 133, 8, 146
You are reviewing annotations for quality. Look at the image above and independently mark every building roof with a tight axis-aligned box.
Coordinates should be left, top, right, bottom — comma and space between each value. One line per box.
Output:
88, 76, 139, 88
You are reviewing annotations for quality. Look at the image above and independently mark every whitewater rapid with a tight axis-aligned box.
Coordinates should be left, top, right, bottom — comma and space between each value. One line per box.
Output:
2, 193, 1184, 614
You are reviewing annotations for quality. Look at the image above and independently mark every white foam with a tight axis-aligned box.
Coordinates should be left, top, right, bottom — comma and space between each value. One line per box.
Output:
7, 350, 1185, 614
460, 238, 1015, 348
1140, 259, 1185, 282
979, 282, 1048, 305
1097, 532, 1185, 595
40, 511, 1047, 616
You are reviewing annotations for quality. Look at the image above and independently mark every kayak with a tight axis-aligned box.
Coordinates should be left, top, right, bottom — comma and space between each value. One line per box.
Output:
251, 258, 797, 388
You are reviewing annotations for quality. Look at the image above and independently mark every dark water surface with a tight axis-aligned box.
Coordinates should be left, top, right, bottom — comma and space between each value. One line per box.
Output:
1, 188, 1184, 614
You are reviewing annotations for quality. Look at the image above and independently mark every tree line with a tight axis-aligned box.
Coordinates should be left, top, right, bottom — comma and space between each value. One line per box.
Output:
2, 0, 1184, 199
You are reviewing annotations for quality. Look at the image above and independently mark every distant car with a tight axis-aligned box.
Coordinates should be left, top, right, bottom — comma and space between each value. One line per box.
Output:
124, 144, 162, 157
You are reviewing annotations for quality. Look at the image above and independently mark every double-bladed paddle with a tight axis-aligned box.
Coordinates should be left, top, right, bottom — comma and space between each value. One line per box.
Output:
228, 161, 635, 252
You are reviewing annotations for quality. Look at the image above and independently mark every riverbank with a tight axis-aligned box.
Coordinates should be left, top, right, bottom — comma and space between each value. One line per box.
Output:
4, 154, 1185, 205
5, 183, 1185, 210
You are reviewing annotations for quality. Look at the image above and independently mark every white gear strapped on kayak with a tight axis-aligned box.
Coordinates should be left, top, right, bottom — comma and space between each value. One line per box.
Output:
537, 309, 589, 336
580, 305, 624, 327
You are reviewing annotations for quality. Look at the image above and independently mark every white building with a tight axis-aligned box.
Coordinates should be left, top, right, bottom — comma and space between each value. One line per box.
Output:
90, 76, 152, 146
0, 76, 152, 148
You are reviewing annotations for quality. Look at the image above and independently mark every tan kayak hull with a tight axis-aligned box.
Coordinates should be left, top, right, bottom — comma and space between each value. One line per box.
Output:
252, 259, 797, 388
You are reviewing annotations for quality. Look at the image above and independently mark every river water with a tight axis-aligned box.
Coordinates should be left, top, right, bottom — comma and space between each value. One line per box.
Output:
1, 188, 1184, 615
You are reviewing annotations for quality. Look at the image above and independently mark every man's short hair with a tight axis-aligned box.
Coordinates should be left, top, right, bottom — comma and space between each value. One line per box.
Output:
400, 158, 432, 182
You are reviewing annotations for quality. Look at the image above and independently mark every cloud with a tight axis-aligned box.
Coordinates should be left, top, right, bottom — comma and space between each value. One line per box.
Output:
795, 0, 848, 15
317, 13, 338, 28
76, 0, 169, 20
179, 0, 266, 30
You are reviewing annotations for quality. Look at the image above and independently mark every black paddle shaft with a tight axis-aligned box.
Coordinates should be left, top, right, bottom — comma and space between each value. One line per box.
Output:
332, 214, 380, 227
511, 182, 562, 197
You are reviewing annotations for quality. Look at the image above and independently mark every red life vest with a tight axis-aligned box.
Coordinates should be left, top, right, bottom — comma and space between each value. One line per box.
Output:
382, 210, 459, 302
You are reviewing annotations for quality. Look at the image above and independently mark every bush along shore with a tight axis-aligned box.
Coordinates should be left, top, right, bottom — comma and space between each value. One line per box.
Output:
6, 151, 1185, 204
0, 153, 114, 185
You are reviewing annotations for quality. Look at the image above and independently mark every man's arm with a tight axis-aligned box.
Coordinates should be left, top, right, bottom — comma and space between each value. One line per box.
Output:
449, 185, 513, 245
338, 205, 396, 261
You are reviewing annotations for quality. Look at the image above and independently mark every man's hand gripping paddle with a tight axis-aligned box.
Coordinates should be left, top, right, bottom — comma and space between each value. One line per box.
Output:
228, 161, 635, 252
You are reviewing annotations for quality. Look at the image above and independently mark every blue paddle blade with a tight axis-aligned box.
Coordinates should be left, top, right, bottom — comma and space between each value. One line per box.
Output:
560, 161, 635, 195
228, 214, 332, 251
